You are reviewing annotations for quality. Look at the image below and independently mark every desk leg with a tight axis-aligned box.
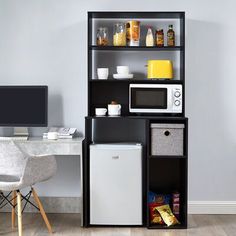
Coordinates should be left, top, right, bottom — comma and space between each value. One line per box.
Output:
80, 151, 83, 227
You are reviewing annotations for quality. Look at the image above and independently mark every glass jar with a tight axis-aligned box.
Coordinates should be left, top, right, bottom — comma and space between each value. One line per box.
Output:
97, 27, 109, 46
126, 21, 140, 46
113, 23, 126, 46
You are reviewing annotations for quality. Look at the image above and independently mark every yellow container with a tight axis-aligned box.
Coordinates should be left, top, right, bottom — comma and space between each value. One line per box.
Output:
147, 60, 173, 79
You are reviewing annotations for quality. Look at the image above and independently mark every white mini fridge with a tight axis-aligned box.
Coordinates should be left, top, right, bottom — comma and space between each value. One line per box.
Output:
90, 143, 142, 225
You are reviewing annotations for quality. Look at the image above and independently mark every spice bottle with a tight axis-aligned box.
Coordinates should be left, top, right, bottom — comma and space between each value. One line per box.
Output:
167, 25, 175, 47
156, 29, 164, 47
146, 27, 154, 47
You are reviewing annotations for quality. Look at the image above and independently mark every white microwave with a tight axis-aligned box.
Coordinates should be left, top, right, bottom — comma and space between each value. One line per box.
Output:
129, 84, 182, 114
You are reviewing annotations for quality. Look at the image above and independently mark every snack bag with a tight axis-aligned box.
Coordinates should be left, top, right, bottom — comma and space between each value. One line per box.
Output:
155, 204, 180, 226
172, 192, 180, 219
148, 191, 171, 205
148, 191, 157, 204
149, 203, 164, 224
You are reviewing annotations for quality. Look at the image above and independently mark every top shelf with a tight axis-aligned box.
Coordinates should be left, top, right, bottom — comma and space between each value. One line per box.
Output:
89, 46, 183, 51
88, 11, 185, 19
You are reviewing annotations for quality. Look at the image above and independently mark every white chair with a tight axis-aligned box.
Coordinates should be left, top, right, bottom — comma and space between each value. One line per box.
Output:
0, 141, 57, 236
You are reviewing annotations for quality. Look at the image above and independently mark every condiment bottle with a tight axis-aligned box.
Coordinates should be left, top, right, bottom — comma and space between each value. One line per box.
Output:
156, 29, 164, 47
146, 27, 154, 47
167, 24, 175, 47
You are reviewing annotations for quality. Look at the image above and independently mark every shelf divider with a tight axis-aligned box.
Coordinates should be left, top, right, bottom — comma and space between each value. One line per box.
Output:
89, 79, 183, 83
89, 45, 183, 51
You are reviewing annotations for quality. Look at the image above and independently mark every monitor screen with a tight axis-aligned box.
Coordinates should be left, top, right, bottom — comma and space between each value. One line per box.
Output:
0, 86, 48, 127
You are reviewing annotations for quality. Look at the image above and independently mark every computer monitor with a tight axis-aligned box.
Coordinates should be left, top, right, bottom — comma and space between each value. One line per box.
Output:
0, 86, 48, 136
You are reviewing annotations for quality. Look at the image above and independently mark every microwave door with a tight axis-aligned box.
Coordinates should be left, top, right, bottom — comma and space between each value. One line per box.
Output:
130, 88, 168, 113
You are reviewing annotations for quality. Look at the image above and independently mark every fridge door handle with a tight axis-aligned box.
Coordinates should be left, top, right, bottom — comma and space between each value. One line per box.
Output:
112, 155, 119, 159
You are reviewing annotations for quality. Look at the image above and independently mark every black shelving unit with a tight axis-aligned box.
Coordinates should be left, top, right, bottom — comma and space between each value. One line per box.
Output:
84, 11, 188, 229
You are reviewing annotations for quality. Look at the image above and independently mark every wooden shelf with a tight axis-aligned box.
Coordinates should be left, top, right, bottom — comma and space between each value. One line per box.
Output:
89, 45, 183, 51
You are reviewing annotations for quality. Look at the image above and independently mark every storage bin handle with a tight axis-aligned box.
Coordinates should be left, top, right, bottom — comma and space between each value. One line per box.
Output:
164, 130, 170, 136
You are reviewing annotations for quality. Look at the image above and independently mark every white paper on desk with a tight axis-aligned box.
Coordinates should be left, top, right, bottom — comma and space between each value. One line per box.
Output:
48, 127, 77, 136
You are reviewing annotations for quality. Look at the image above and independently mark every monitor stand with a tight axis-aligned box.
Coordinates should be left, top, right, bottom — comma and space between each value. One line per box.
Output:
14, 127, 29, 139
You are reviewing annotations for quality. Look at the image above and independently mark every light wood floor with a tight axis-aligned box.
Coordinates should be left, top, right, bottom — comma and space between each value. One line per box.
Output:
1, 213, 236, 236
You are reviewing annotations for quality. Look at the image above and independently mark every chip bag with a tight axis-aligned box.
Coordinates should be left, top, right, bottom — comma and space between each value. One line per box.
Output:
149, 203, 164, 224
155, 204, 180, 226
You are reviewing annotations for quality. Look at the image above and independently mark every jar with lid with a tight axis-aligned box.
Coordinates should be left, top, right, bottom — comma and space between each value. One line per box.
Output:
97, 27, 109, 46
113, 23, 126, 46
156, 29, 164, 47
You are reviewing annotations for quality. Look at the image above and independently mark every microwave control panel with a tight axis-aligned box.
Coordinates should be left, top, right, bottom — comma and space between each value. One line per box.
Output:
172, 87, 182, 112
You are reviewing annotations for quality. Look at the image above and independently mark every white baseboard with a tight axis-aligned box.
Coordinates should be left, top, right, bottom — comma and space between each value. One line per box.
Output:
1, 198, 236, 214
188, 201, 236, 214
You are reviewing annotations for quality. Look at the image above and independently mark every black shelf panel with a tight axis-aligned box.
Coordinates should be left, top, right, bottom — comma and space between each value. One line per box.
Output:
89, 45, 183, 51
86, 116, 188, 121
149, 155, 186, 159
147, 224, 187, 229
88, 11, 185, 19
90, 79, 183, 84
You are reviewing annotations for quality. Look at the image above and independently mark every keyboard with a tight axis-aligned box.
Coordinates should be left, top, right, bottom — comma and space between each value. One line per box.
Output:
0, 136, 28, 141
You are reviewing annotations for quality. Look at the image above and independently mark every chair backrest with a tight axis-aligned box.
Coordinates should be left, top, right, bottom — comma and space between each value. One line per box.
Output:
0, 141, 28, 178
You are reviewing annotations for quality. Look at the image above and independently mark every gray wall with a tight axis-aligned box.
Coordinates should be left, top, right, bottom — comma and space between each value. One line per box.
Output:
0, 0, 236, 201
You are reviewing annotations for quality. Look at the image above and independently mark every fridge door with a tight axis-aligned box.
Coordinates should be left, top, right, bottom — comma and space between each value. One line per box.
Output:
90, 144, 142, 225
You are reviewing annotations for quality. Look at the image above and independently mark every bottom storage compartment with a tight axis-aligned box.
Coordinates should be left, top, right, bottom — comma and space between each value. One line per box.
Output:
147, 158, 187, 229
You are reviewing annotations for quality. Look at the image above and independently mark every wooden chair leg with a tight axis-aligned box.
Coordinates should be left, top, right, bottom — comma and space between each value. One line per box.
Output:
12, 190, 17, 229
32, 188, 53, 234
17, 191, 23, 236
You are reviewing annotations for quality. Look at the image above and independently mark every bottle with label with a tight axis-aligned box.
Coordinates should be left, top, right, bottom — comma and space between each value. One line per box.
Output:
156, 29, 164, 47
167, 25, 175, 47
146, 27, 154, 47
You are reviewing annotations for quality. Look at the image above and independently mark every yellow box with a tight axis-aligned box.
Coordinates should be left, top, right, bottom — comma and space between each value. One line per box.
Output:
147, 60, 173, 79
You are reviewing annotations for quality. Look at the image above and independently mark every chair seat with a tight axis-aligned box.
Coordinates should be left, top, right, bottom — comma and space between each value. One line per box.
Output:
0, 174, 22, 191
0, 174, 20, 182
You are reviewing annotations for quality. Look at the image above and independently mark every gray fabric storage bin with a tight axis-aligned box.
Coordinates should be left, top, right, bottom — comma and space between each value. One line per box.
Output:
151, 123, 184, 156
